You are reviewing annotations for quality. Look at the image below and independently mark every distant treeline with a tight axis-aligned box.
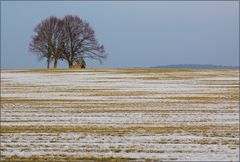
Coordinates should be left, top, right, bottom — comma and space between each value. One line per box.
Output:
152, 64, 239, 69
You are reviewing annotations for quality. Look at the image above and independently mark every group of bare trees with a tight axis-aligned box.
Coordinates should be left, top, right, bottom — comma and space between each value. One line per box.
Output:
29, 15, 106, 69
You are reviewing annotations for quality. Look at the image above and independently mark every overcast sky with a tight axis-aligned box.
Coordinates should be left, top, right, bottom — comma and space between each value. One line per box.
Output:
1, 1, 239, 69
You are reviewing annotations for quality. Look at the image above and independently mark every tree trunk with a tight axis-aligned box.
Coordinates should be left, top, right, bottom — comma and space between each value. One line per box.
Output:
68, 60, 73, 68
54, 59, 58, 69
47, 59, 50, 69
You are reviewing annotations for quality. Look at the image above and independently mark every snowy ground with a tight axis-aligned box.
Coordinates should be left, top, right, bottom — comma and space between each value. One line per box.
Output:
1, 68, 239, 161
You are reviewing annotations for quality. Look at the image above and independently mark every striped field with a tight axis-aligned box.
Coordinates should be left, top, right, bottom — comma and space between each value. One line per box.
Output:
1, 68, 239, 161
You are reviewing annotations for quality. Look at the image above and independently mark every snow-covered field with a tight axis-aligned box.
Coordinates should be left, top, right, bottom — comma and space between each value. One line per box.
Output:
1, 68, 239, 161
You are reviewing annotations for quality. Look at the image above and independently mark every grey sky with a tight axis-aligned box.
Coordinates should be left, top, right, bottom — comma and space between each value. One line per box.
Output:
1, 1, 239, 69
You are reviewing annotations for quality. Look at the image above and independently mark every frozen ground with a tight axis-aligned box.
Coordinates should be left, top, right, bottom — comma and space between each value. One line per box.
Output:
1, 68, 239, 161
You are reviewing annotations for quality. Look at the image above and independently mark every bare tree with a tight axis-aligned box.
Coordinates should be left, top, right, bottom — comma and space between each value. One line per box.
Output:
61, 15, 106, 68
50, 18, 64, 69
29, 15, 106, 69
29, 16, 63, 69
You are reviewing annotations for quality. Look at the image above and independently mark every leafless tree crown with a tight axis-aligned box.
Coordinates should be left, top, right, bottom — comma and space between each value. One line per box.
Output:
29, 15, 106, 69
